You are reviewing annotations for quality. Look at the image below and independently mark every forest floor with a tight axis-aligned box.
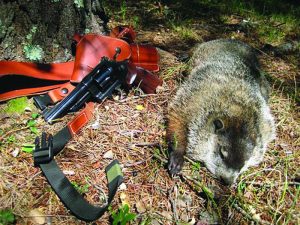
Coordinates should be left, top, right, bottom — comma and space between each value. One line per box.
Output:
0, 1, 299, 225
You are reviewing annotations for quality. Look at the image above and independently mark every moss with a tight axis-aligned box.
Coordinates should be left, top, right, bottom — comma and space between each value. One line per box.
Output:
23, 44, 44, 61
74, 0, 84, 8
3, 97, 29, 114
23, 25, 44, 61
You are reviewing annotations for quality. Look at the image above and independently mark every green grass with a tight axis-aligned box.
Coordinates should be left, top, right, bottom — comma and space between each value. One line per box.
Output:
171, 23, 201, 41
165, 0, 299, 45
212, 0, 299, 44
284, 186, 300, 225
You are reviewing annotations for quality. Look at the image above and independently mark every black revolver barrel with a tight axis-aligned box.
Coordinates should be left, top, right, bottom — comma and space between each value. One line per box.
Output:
43, 66, 113, 123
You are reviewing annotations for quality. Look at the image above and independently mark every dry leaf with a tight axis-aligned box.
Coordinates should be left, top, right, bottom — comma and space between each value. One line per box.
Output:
67, 145, 76, 151
188, 217, 196, 225
118, 183, 127, 191
28, 208, 45, 225
24, 106, 32, 112
91, 121, 100, 129
180, 212, 190, 222
11, 148, 19, 157
120, 192, 129, 206
92, 161, 102, 169
63, 170, 75, 175
151, 219, 160, 225
103, 150, 114, 159
113, 95, 119, 101
136, 201, 146, 213
160, 211, 172, 220
136, 105, 144, 111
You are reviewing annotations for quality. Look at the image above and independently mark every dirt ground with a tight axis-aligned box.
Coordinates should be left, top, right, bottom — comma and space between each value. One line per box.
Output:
0, 1, 299, 225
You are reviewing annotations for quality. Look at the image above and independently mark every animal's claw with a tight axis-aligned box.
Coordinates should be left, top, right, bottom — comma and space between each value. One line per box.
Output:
168, 151, 184, 175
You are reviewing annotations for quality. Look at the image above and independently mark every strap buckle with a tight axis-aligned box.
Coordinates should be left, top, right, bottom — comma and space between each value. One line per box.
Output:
33, 132, 53, 167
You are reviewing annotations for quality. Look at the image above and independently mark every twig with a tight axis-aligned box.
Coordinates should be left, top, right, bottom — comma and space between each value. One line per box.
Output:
231, 202, 271, 225
130, 142, 160, 147
0, 121, 46, 141
273, 22, 286, 27
124, 156, 153, 167
18, 171, 42, 188
99, 121, 126, 126
20, 214, 75, 218
0, 126, 30, 141
117, 93, 158, 103
245, 181, 300, 187
168, 186, 178, 222
251, 45, 273, 59
151, 151, 168, 164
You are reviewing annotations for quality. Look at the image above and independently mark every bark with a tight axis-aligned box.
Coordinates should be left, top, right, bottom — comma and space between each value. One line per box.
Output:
0, 0, 107, 62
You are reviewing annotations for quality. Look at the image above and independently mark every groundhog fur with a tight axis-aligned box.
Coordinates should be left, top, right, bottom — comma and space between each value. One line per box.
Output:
167, 39, 276, 185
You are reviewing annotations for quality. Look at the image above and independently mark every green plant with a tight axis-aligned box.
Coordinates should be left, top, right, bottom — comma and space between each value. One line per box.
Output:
7, 135, 16, 144
110, 204, 136, 225
21, 144, 35, 153
237, 181, 246, 195
140, 217, 151, 225
0, 209, 15, 225
71, 181, 90, 194
191, 161, 201, 172
27, 113, 39, 134
130, 16, 140, 28
26, 26, 37, 40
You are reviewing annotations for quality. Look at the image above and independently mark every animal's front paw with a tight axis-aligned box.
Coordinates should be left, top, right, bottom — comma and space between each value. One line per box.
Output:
168, 151, 184, 175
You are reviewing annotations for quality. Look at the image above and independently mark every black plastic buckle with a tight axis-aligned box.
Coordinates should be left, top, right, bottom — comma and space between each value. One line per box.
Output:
33, 132, 54, 167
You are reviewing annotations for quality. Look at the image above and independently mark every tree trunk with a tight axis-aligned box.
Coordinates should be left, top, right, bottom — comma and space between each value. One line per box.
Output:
0, 0, 107, 62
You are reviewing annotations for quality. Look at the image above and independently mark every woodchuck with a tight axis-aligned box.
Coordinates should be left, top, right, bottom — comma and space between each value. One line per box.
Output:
167, 39, 276, 185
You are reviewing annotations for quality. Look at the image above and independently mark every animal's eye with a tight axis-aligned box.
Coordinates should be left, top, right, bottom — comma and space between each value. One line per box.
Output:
214, 119, 224, 130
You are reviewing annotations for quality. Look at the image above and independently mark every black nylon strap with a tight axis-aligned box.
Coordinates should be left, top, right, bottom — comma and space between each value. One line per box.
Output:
52, 127, 72, 155
35, 127, 123, 221
39, 159, 123, 222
